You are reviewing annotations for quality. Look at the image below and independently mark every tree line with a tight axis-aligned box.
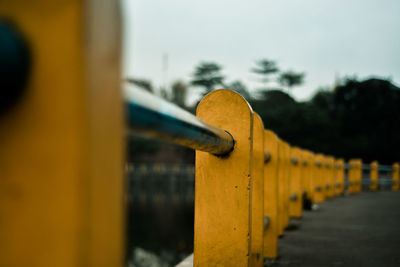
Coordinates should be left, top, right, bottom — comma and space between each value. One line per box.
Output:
127, 60, 400, 164
127, 59, 305, 106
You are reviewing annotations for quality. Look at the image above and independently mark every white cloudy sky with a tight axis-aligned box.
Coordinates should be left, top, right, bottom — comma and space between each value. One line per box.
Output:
122, 0, 400, 102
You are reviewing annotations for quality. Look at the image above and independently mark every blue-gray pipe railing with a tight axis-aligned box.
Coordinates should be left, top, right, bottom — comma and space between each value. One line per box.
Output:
345, 163, 393, 172
124, 84, 235, 156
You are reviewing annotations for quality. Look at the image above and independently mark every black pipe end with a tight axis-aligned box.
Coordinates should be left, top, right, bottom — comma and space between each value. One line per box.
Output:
0, 19, 31, 115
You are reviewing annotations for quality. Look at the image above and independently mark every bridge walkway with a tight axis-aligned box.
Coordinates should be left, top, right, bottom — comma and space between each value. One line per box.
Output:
274, 191, 400, 267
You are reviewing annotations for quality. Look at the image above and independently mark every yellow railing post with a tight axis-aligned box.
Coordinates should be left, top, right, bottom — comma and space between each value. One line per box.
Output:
334, 159, 345, 196
313, 154, 325, 203
250, 113, 265, 267
322, 156, 334, 198
289, 147, 303, 218
326, 156, 335, 198
322, 155, 329, 199
300, 149, 308, 203
299, 149, 309, 206
369, 161, 379, 191
277, 140, 291, 234
347, 161, 354, 194
321, 155, 328, 199
392, 163, 399, 191
302, 151, 315, 206
277, 139, 284, 236
263, 130, 279, 259
348, 159, 362, 194
194, 90, 253, 266
356, 160, 363, 193
0, 2, 124, 267
283, 142, 291, 229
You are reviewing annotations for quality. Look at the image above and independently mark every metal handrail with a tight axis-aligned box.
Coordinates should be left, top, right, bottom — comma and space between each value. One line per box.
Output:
346, 163, 393, 172
378, 165, 393, 172
124, 84, 235, 156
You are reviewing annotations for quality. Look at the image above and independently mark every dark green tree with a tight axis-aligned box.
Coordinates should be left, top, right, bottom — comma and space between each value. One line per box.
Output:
227, 80, 251, 100
191, 62, 224, 95
159, 87, 169, 100
171, 80, 188, 108
126, 78, 153, 92
251, 59, 279, 88
251, 77, 400, 164
278, 70, 305, 92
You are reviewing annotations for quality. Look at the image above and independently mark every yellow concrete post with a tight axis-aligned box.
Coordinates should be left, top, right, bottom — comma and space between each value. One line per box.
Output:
313, 154, 325, 203
369, 161, 379, 191
250, 113, 265, 267
289, 147, 303, 218
277, 139, 288, 235
392, 163, 399, 191
299, 150, 307, 201
195, 89, 253, 266
334, 159, 345, 196
263, 130, 279, 259
279, 141, 291, 233
299, 149, 308, 204
347, 161, 354, 194
321, 155, 328, 199
348, 159, 362, 194
356, 160, 363, 193
0, 1, 124, 267
325, 156, 335, 198
283, 142, 291, 228
321, 156, 326, 198
302, 150, 314, 205
322, 155, 332, 199
277, 139, 284, 236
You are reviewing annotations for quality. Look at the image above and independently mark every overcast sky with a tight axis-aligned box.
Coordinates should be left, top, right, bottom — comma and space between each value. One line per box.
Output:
122, 0, 400, 102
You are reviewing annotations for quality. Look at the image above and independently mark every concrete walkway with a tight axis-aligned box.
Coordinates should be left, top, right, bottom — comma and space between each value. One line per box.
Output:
274, 191, 400, 267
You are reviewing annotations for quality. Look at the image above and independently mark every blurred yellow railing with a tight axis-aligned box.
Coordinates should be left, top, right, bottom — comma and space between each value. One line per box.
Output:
0, 2, 398, 266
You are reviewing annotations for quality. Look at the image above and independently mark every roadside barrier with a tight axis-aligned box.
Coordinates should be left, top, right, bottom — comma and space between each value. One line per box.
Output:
303, 150, 315, 204
348, 159, 362, 194
369, 161, 379, 191
334, 159, 345, 196
263, 130, 279, 259
1, 2, 398, 264
313, 154, 325, 203
393, 163, 400, 191
289, 147, 303, 219
125, 85, 399, 266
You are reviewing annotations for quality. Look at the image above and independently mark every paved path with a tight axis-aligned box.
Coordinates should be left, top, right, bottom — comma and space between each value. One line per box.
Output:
274, 191, 400, 267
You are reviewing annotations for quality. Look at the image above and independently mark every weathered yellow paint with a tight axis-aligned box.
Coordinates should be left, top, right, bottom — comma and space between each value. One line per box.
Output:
263, 130, 279, 259
325, 156, 335, 198
348, 159, 362, 194
334, 159, 345, 195
0, 1, 124, 266
195, 89, 253, 266
299, 149, 307, 203
347, 161, 355, 194
299, 150, 306, 199
357, 159, 362, 193
392, 163, 399, 191
277, 140, 290, 235
288, 147, 303, 218
318, 155, 325, 198
321, 155, 329, 199
313, 154, 325, 203
369, 161, 379, 191
250, 113, 265, 267
282, 141, 291, 229
347, 161, 353, 194
277, 139, 285, 236
302, 151, 315, 204
355, 160, 363, 193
